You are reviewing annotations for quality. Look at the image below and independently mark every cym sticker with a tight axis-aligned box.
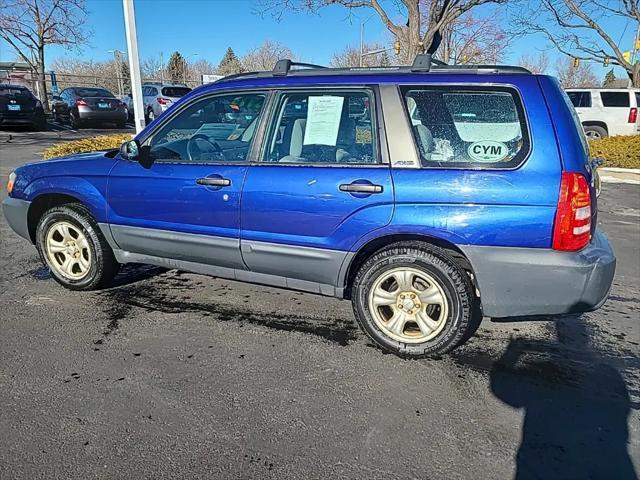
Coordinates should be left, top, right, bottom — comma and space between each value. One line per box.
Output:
467, 140, 509, 162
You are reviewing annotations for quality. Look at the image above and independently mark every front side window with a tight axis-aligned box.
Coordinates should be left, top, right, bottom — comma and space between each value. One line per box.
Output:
403, 86, 529, 169
147, 92, 266, 163
600, 91, 630, 107
567, 91, 592, 108
264, 90, 377, 164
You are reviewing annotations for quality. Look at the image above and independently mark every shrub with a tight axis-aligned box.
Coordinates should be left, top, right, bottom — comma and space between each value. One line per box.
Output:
43, 133, 133, 160
588, 135, 640, 169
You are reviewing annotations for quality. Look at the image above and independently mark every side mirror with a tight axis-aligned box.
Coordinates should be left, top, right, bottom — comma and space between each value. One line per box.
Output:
119, 139, 153, 169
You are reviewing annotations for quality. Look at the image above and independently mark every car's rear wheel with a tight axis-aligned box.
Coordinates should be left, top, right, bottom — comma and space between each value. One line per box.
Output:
147, 108, 155, 122
583, 125, 607, 139
352, 242, 479, 357
35, 203, 119, 290
70, 111, 83, 129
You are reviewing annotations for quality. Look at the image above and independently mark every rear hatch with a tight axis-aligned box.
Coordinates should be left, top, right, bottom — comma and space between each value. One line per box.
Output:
0, 86, 37, 114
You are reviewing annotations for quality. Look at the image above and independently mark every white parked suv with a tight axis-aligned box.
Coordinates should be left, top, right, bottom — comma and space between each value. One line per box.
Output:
565, 88, 639, 138
142, 83, 192, 122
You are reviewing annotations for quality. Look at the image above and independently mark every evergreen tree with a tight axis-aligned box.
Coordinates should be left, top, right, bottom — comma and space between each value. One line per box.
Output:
218, 47, 243, 76
602, 69, 616, 87
379, 51, 391, 67
167, 51, 187, 83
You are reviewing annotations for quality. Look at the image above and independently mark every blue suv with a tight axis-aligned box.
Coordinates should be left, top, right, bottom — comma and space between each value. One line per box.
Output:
3, 57, 616, 357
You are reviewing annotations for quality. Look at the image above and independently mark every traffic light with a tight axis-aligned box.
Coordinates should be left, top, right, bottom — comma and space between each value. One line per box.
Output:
623, 51, 631, 62
603, 57, 609, 67
573, 57, 580, 68
394, 40, 401, 56
417, 41, 425, 54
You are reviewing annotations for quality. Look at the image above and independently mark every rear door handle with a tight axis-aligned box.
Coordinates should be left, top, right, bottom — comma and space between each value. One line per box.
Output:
339, 183, 383, 194
196, 177, 231, 187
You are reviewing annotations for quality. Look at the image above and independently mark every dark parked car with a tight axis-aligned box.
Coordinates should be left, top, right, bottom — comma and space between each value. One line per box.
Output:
0, 84, 46, 130
52, 87, 127, 129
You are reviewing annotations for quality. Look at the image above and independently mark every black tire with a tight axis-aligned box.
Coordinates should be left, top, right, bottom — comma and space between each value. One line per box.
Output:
352, 241, 479, 358
116, 120, 126, 129
70, 111, 82, 129
35, 203, 119, 290
32, 117, 47, 131
583, 125, 607, 139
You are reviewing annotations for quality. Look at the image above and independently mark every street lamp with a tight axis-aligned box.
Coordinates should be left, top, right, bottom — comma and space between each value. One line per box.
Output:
184, 53, 199, 85
108, 49, 126, 96
360, 13, 376, 67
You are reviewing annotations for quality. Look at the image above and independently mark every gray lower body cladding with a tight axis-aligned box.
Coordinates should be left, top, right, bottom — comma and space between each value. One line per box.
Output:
459, 229, 616, 318
2, 197, 31, 241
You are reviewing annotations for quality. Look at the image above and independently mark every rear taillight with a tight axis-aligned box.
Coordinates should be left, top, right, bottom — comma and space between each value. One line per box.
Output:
75, 98, 87, 106
157, 97, 171, 105
629, 107, 637, 123
552, 172, 592, 251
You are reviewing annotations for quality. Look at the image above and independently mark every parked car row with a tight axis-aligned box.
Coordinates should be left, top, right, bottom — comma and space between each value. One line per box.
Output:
51, 87, 128, 129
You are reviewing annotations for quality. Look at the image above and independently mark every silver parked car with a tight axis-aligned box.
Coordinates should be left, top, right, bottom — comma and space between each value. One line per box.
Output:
52, 87, 128, 129
142, 83, 192, 122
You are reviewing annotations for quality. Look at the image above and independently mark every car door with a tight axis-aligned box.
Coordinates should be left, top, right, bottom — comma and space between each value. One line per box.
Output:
240, 87, 393, 289
107, 90, 269, 269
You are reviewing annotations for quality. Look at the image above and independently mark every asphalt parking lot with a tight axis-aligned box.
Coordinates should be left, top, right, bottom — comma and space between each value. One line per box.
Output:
0, 126, 638, 479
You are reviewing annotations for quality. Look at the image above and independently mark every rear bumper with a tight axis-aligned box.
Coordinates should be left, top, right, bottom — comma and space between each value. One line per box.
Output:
460, 229, 616, 318
77, 108, 127, 123
2, 197, 31, 241
0, 112, 43, 126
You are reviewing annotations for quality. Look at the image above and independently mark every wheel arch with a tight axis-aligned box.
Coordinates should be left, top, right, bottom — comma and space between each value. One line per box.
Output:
581, 121, 608, 133
27, 193, 94, 243
342, 233, 478, 301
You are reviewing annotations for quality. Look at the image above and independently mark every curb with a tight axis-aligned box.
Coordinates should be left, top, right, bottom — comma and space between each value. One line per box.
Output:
599, 168, 640, 185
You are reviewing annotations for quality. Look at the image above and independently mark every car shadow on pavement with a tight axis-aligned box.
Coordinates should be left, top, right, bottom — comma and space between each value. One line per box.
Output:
490, 318, 638, 480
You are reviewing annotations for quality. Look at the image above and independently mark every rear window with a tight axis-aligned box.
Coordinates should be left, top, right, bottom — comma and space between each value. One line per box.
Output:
75, 88, 114, 98
162, 87, 191, 98
402, 86, 529, 169
0, 87, 31, 97
567, 91, 592, 108
600, 91, 630, 107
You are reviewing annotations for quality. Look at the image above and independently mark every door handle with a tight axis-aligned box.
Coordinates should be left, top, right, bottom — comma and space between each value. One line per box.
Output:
196, 177, 231, 187
339, 183, 383, 194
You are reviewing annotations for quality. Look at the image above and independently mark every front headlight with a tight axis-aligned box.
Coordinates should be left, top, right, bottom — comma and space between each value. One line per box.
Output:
7, 171, 16, 194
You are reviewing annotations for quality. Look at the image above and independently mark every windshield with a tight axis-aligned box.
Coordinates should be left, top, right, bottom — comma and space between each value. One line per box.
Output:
161, 87, 191, 98
75, 88, 114, 98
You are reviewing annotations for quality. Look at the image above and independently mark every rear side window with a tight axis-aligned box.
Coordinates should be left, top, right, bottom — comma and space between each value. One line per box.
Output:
567, 91, 592, 108
402, 86, 529, 169
162, 87, 191, 97
600, 91, 630, 107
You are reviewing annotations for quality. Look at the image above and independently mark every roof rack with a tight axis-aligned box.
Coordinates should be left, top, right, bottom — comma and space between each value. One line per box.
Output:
214, 56, 531, 83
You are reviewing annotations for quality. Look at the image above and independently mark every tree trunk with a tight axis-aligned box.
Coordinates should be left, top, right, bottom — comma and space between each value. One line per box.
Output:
631, 64, 640, 88
37, 46, 50, 112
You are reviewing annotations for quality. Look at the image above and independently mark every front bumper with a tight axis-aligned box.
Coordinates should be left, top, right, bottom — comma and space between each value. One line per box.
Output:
2, 197, 31, 242
460, 229, 616, 318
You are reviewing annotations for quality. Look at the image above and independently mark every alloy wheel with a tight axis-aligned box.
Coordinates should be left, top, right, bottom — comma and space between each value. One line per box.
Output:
44, 221, 92, 280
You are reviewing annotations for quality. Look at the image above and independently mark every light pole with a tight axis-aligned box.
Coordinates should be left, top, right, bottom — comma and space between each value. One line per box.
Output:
122, 0, 145, 133
360, 13, 376, 67
184, 53, 199, 86
108, 49, 126, 96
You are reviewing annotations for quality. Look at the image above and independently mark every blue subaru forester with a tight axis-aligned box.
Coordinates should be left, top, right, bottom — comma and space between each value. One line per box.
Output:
3, 57, 616, 357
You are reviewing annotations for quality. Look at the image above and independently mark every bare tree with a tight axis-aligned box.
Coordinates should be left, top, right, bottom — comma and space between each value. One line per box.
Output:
241, 39, 297, 71
517, 51, 551, 74
555, 55, 599, 88
437, 12, 508, 64
513, 0, 640, 87
330, 42, 389, 67
0, 0, 89, 111
257, 0, 508, 63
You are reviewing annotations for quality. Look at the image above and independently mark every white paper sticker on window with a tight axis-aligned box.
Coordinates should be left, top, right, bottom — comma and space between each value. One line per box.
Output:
303, 96, 344, 146
467, 140, 509, 162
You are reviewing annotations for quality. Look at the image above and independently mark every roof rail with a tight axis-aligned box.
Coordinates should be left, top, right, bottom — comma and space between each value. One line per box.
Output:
411, 54, 433, 72
272, 59, 327, 76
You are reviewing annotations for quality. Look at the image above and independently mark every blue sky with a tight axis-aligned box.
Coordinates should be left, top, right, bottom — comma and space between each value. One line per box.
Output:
0, 0, 633, 82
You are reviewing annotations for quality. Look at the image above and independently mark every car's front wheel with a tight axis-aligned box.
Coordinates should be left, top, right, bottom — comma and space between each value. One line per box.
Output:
35, 203, 119, 290
352, 242, 479, 357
